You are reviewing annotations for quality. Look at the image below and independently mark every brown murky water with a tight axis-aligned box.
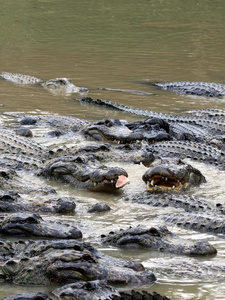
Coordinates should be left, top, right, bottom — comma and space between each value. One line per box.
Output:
0, 1, 225, 299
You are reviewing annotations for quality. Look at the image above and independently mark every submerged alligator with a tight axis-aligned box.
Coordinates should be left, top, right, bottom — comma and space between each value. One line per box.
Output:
101, 225, 217, 256
153, 81, 225, 98
0, 213, 82, 239
0, 190, 76, 214
147, 257, 225, 281
0, 72, 89, 94
0, 239, 156, 285
52, 280, 171, 300
2, 284, 171, 300
75, 97, 225, 137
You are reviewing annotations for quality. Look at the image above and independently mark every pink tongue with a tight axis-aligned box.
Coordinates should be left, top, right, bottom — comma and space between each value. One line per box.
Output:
116, 175, 130, 188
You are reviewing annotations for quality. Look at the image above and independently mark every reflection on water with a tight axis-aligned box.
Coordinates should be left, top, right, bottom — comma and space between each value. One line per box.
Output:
0, 0, 225, 299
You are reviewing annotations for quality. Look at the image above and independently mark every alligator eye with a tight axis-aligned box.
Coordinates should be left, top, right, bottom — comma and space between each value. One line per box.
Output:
0, 171, 9, 179
148, 227, 160, 236
59, 79, 66, 85
104, 119, 113, 127
74, 157, 85, 163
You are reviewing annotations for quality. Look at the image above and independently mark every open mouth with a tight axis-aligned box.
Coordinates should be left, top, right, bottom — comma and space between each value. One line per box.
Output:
143, 174, 187, 193
91, 175, 130, 191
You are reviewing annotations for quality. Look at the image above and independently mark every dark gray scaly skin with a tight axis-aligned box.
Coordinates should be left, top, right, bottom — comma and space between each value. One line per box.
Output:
142, 159, 206, 193
52, 280, 120, 300
39, 155, 129, 192
186, 108, 225, 118
0, 128, 52, 160
114, 290, 171, 300
0, 72, 89, 94
0, 191, 76, 214
101, 225, 217, 256
154, 81, 225, 98
147, 140, 225, 169
75, 97, 225, 135
52, 280, 171, 300
125, 192, 225, 215
0, 167, 56, 195
0, 213, 82, 239
0, 239, 156, 285
161, 212, 225, 235
2, 293, 52, 300
148, 257, 225, 281
83, 118, 171, 144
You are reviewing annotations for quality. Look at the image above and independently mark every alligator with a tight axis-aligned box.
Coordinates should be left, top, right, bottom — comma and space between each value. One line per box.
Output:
161, 211, 225, 235
147, 257, 225, 281
125, 192, 225, 216
186, 108, 225, 118
0, 191, 76, 214
0, 129, 131, 192
0, 239, 156, 285
82, 118, 172, 144
142, 158, 206, 193
2, 293, 52, 300
39, 155, 130, 192
52, 280, 171, 300
153, 81, 225, 98
0, 72, 89, 94
0, 128, 52, 160
0, 213, 82, 239
75, 97, 225, 136
52, 280, 120, 300
101, 225, 217, 256
147, 140, 225, 169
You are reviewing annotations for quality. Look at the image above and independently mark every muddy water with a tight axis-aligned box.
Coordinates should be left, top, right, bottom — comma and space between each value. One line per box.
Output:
0, 0, 225, 299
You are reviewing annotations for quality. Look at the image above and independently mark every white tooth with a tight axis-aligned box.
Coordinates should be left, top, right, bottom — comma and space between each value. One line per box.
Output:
146, 181, 150, 188
117, 141, 120, 144
93, 182, 96, 186
172, 185, 175, 189
151, 180, 154, 186
111, 180, 114, 184
162, 176, 164, 180
165, 177, 168, 181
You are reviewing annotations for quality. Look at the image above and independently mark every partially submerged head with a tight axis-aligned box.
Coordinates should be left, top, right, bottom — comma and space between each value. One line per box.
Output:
142, 159, 206, 193
41, 78, 89, 94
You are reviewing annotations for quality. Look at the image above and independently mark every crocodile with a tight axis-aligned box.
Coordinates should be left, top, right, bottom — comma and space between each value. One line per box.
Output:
0, 213, 82, 239
0, 239, 156, 285
142, 158, 206, 193
0, 191, 76, 214
39, 155, 130, 192
101, 225, 217, 256
0, 72, 89, 94
153, 81, 225, 98
52, 280, 171, 300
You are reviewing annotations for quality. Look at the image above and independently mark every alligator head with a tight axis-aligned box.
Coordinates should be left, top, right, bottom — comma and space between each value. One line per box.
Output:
3, 240, 156, 286
41, 78, 89, 94
101, 225, 217, 256
40, 155, 129, 192
142, 159, 206, 193
83, 118, 171, 144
